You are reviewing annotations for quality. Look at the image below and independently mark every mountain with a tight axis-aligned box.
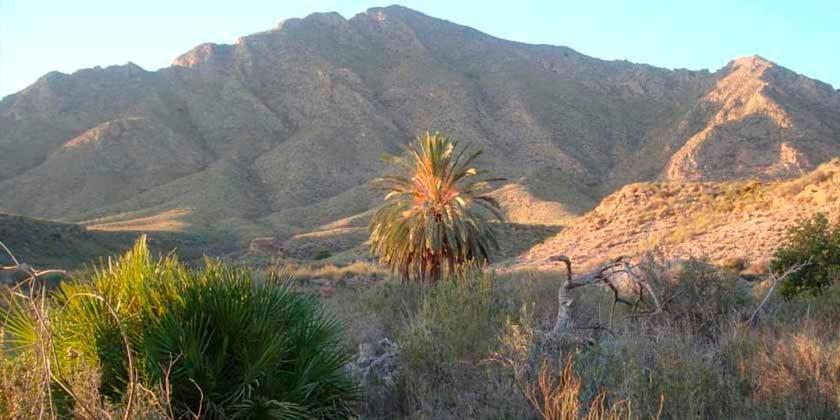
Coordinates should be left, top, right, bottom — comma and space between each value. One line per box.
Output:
1, 5, 838, 245
663, 56, 840, 181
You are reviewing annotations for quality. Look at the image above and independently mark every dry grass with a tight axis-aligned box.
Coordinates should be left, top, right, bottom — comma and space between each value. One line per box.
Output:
280, 259, 387, 283
525, 358, 636, 420
4, 231, 840, 419
86, 208, 192, 232
324, 251, 840, 419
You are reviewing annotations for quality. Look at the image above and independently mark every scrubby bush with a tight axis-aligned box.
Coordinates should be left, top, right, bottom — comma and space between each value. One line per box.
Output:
313, 248, 332, 260
396, 267, 531, 418
772, 213, 840, 298
670, 258, 750, 331
400, 267, 498, 368
3, 237, 358, 418
323, 250, 840, 419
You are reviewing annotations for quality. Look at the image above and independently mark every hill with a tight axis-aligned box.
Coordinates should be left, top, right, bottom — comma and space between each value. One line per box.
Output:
0, 213, 236, 269
1, 5, 837, 244
519, 159, 840, 271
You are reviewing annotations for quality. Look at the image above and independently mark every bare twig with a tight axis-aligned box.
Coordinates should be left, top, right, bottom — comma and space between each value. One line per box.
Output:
189, 378, 204, 419
137, 354, 180, 420
0, 239, 20, 266
59, 292, 137, 420
0, 239, 126, 419
619, 262, 662, 314
746, 259, 811, 327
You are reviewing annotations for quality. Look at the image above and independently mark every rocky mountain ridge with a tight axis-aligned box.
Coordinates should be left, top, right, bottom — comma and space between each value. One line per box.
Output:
1, 5, 837, 245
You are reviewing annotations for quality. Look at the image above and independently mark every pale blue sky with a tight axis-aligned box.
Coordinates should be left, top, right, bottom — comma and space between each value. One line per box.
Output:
1, 0, 839, 98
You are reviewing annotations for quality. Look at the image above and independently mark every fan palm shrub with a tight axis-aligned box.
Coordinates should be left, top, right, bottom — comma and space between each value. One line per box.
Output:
3, 237, 358, 419
369, 132, 503, 283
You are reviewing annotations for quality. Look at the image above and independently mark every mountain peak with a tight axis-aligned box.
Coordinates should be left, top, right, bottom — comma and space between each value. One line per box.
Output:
726, 55, 776, 77
171, 42, 233, 68
302, 11, 347, 25
731, 54, 774, 66
663, 52, 840, 182
366, 4, 424, 14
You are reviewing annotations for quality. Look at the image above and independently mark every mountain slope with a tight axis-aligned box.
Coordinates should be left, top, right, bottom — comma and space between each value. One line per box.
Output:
664, 56, 840, 181
520, 159, 840, 271
0, 213, 235, 269
1, 6, 837, 243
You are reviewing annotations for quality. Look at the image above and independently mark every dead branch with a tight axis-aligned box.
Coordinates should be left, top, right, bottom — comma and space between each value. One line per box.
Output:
547, 255, 666, 337
619, 261, 662, 314
1, 239, 20, 266
547, 256, 637, 336
1, 239, 130, 420
746, 259, 811, 327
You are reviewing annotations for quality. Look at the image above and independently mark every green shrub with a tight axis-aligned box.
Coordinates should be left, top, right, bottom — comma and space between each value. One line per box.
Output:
773, 213, 840, 299
4, 237, 359, 419
395, 267, 530, 418
400, 267, 498, 368
313, 248, 332, 260
671, 258, 750, 332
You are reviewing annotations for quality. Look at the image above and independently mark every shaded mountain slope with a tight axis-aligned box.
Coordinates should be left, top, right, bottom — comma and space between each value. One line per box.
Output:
0, 213, 235, 269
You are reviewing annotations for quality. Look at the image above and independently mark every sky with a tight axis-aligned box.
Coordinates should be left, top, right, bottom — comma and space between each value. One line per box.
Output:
1, 0, 839, 98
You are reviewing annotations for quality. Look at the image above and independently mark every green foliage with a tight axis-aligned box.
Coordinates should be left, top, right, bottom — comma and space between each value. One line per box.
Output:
4, 237, 358, 419
369, 131, 503, 283
671, 258, 750, 333
773, 213, 840, 299
393, 268, 529, 418
313, 248, 332, 260
400, 267, 498, 368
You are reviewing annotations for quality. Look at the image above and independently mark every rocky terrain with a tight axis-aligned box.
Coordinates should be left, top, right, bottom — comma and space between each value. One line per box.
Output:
0, 5, 837, 266
520, 159, 840, 271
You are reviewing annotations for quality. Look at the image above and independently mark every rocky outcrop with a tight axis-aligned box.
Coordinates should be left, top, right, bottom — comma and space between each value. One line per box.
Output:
347, 338, 400, 389
664, 56, 840, 182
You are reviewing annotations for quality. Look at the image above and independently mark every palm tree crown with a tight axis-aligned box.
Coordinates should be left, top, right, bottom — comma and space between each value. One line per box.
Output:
370, 132, 503, 283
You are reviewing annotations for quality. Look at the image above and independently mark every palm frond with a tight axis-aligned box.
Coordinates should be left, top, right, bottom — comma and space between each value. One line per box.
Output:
370, 131, 504, 283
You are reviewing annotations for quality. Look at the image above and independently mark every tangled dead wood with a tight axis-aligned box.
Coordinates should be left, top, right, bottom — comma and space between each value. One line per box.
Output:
547, 253, 813, 337
547, 255, 662, 337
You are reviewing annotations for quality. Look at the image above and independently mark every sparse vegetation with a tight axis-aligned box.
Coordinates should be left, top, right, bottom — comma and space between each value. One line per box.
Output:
325, 253, 840, 419
313, 248, 333, 260
1, 5, 839, 418
369, 132, 503, 283
4, 226, 840, 419
2, 155, 838, 419
772, 212, 840, 299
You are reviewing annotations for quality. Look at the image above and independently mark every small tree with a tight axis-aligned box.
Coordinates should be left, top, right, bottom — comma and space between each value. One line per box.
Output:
773, 213, 840, 299
369, 132, 503, 283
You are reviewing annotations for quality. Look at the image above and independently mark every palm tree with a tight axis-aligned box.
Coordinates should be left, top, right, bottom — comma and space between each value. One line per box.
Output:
370, 132, 504, 283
